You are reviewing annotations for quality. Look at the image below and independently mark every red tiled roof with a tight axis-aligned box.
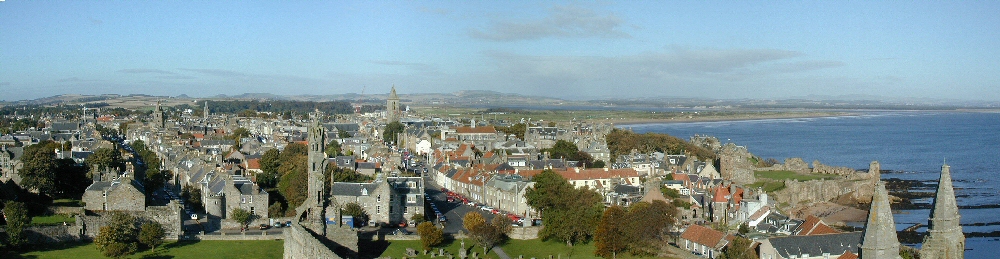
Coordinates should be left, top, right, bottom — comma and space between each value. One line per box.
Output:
247, 158, 261, 170
712, 185, 731, 203
680, 225, 728, 249
796, 215, 840, 236
838, 251, 858, 259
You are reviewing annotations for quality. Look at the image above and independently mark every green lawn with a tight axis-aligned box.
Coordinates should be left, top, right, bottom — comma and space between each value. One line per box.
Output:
378, 239, 665, 259
31, 214, 76, 226
51, 199, 84, 207
7, 240, 283, 259
746, 181, 787, 192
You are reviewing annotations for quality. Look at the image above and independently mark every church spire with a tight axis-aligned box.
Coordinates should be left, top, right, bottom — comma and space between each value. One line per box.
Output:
860, 181, 902, 259
920, 163, 965, 259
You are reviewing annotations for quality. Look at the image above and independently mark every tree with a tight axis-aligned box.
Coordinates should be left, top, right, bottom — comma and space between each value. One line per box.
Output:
226, 127, 251, 140
417, 221, 444, 250
719, 237, 756, 259
231, 208, 254, 231
88, 147, 125, 175
2, 201, 29, 248
277, 155, 308, 213
94, 212, 138, 259
325, 140, 342, 158
181, 185, 203, 212
592, 160, 606, 168
595, 206, 628, 258
463, 211, 513, 255
338, 130, 351, 139
342, 202, 369, 227
139, 221, 166, 250
411, 213, 426, 225
268, 202, 285, 218
525, 170, 604, 246
382, 121, 405, 145
495, 123, 526, 140
19, 141, 58, 194
623, 200, 676, 255
53, 158, 90, 199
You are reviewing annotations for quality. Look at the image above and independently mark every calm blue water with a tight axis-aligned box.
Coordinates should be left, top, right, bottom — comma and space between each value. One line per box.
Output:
625, 111, 1000, 257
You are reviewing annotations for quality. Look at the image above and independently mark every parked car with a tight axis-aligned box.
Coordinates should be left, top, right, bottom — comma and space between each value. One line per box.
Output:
393, 228, 411, 235
438, 215, 447, 222
285, 221, 292, 227
190, 214, 198, 220
480, 206, 493, 211
272, 222, 283, 228
259, 224, 270, 230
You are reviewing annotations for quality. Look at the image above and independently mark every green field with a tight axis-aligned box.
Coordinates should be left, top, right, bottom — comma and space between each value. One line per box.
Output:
7, 240, 284, 259
50, 199, 84, 207
30, 214, 76, 226
378, 239, 667, 259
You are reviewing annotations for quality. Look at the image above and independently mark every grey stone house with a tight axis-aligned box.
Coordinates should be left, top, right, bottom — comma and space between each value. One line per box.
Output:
83, 172, 146, 212
0, 145, 24, 185
330, 176, 425, 226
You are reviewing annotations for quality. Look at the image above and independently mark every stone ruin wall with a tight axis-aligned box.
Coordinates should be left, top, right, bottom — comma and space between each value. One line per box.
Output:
811, 160, 859, 176
719, 143, 756, 185
284, 223, 342, 259
80, 203, 184, 239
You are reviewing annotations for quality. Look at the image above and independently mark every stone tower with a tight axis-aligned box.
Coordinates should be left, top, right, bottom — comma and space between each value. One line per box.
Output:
203, 100, 210, 118
152, 101, 166, 129
920, 163, 965, 259
386, 85, 400, 122
860, 181, 903, 259
296, 111, 328, 231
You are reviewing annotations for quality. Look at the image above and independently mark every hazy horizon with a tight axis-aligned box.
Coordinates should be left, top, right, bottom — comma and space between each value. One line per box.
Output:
3, 1, 999, 102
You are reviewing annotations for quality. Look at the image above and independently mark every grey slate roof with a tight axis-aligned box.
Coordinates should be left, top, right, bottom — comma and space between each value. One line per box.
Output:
330, 182, 381, 196
767, 232, 862, 258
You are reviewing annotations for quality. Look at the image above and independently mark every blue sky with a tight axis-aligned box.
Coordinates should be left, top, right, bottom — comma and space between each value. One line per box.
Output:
2, 1, 999, 101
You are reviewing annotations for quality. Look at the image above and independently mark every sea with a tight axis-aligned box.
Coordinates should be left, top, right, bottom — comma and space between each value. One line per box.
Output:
624, 111, 1000, 258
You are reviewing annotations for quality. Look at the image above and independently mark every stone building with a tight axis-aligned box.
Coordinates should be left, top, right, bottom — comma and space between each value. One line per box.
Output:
0, 145, 23, 184
329, 176, 425, 226
859, 181, 902, 259
386, 85, 400, 122
83, 171, 146, 212
920, 163, 964, 259
202, 173, 268, 221
151, 101, 166, 129
679, 224, 732, 258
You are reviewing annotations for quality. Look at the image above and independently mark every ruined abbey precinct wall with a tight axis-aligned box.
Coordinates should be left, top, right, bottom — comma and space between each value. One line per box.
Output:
761, 158, 811, 173
80, 204, 184, 239
719, 143, 756, 184
774, 170, 880, 206
811, 160, 858, 176
284, 223, 342, 259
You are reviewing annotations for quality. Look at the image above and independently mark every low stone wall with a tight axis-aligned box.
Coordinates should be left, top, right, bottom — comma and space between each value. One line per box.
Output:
24, 225, 85, 244
284, 223, 342, 259
48, 206, 85, 215
811, 160, 859, 176
182, 231, 285, 241
509, 226, 540, 240
80, 203, 183, 239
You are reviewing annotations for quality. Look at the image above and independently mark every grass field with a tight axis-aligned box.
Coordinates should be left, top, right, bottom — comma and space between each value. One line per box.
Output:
6, 240, 283, 259
377, 239, 667, 259
30, 214, 76, 226
50, 199, 84, 207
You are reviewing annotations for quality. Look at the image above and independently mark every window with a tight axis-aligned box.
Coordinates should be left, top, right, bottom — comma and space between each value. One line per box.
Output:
407, 195, 416, 203
251, 207, 255, 215
377, 195, 381, 202
389, 206, 393, 214
242, 197, 246, 203
377, 206, 381, 214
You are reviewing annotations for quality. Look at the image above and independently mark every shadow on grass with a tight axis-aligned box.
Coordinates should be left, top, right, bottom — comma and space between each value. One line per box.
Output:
3, 242, 92, 259
160, 240, 198, 250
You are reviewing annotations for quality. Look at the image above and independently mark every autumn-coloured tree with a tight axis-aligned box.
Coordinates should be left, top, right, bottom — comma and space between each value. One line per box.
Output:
417, 221, 444, 250
595, 206, 628, 258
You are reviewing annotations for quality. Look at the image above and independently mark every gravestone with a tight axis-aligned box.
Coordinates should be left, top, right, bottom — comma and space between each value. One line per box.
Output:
406, 248, 417, 257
